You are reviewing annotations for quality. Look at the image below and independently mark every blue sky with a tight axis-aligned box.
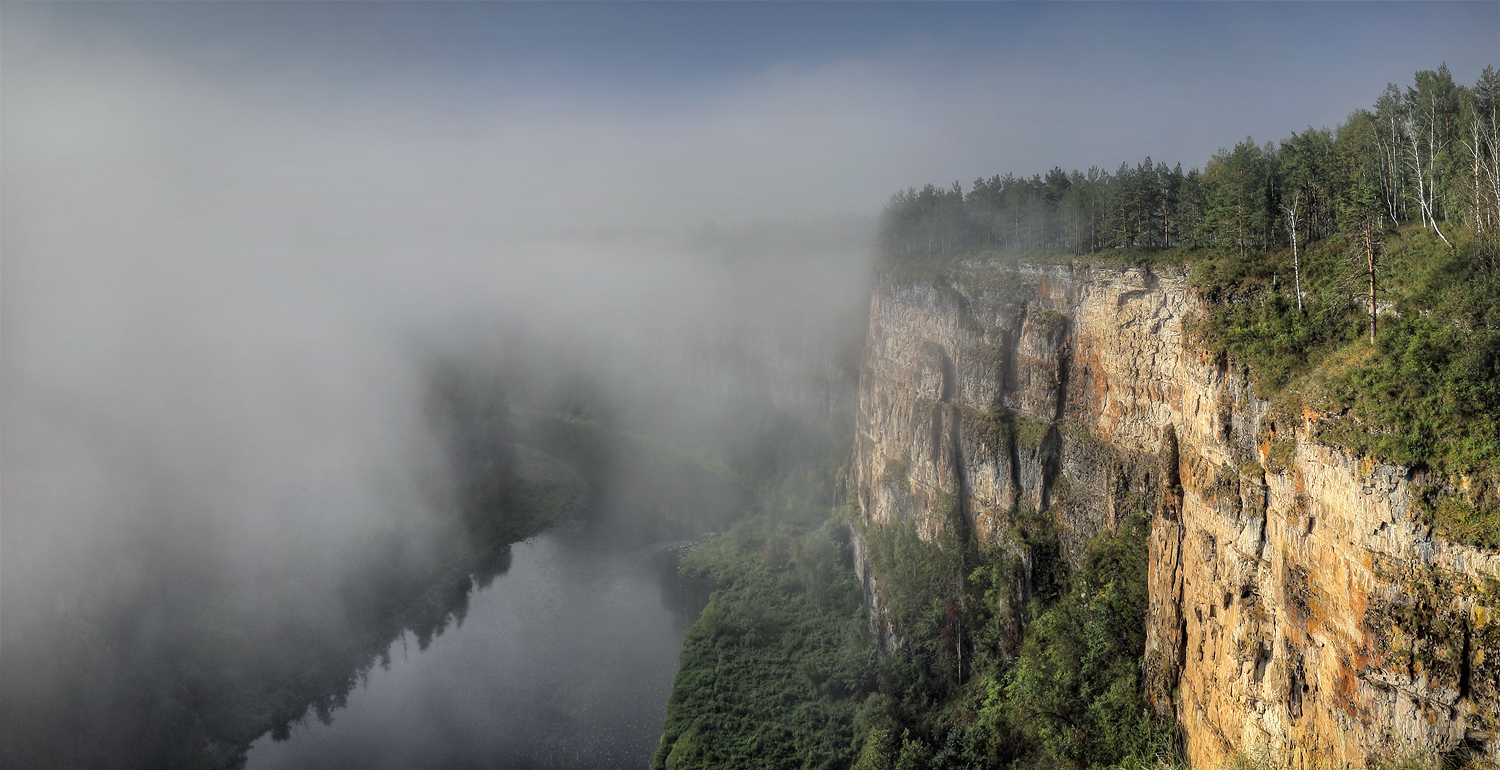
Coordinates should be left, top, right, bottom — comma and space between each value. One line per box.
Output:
9, 2, 1495, 227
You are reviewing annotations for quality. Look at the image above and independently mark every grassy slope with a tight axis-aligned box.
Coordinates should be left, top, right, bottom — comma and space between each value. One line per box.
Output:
1185, 227, 1500, 546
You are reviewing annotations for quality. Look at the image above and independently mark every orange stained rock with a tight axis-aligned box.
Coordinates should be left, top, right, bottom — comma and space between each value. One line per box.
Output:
856, 265, 1500, 768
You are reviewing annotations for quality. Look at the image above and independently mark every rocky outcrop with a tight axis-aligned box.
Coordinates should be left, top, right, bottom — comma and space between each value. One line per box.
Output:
852, 261, 1500, 768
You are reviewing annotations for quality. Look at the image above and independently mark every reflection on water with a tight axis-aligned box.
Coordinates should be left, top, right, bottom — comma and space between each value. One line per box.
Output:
247, 523, 711, 770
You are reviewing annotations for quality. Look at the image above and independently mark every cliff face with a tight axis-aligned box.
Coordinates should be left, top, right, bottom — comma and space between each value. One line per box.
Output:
853, 261, 1500, 768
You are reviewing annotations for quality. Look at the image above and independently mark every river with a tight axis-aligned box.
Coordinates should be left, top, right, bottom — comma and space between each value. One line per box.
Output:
246, 515, 712, 770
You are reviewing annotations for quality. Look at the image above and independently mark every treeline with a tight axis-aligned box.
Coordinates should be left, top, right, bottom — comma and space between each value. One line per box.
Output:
881, 65, 1500, 261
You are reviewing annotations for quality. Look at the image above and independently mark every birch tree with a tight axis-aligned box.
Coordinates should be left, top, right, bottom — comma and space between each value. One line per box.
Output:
1402, 66, 1461, 247
1283, 189, 1304, 313
1280, 127, 1334, 314
1372, 87, 1408, 223
1460, 66, 1500, 263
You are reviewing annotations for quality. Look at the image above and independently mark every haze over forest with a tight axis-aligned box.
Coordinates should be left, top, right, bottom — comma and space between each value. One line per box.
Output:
2, 3, 1497, 768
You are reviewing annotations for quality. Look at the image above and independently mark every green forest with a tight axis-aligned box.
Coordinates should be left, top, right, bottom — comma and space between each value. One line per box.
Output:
879, 65, 1497, 264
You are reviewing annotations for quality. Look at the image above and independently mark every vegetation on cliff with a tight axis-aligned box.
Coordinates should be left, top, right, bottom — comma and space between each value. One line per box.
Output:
876, 65, 1500, 546
656, 451, 1179, 770
1190, 224, 1500, 546
844, 499, 1177, 770
652, 468, 875, 770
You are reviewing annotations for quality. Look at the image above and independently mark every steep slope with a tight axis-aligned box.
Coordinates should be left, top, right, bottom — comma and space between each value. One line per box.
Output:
852, 260, 1500, 768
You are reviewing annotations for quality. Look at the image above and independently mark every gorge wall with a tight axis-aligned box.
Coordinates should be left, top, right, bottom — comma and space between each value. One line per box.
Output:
851, 261, 1500, 769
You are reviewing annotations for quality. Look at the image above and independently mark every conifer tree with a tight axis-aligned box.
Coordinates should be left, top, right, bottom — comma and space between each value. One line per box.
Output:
1342, 176, 1385, 343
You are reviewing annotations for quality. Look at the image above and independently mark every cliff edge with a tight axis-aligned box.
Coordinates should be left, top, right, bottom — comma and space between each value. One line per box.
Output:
852, 260, 1500, 769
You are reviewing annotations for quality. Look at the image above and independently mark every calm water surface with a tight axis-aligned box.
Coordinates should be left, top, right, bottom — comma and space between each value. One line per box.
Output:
246, 520, 708, 770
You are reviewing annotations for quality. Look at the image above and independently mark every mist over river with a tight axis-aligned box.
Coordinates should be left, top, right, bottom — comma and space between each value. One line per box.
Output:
247, 514, 713, 770
5, 6, 881, 766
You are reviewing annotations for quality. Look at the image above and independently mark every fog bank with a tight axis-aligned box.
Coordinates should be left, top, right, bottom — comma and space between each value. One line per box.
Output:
3, 10, 872, 764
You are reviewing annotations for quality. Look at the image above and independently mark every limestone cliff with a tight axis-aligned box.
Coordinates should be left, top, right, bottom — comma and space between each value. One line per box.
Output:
852, 261, 1500, 768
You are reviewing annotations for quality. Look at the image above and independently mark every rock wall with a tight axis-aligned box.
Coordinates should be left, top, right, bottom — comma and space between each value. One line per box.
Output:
852, 261, 1500, 768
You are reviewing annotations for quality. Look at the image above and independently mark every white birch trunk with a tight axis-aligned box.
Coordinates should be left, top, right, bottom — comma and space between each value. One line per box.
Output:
1283, 191, 1303, 313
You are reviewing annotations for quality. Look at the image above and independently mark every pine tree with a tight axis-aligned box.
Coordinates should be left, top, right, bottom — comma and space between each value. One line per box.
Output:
1342, 176, 1385, 343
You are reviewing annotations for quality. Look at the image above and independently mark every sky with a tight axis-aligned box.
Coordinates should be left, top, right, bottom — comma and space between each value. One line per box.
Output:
6, 2, 1496, 231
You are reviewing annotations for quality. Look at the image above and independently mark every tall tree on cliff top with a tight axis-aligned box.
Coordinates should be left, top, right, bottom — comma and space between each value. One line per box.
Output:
966, 175, 1005, 251
1372, 86, 1409, 224
1460, 66, 1500, 265
1343, 175, 1386, 344
1204, 138, 1276, 257
1280, 127, 1334, 313
1042, 166, 1072, 251
1283, 188, 1305, 313
1177, 167, 1207, 249
1402, 65, 1462, 248
1280, 127, 1337, 240
1158, 161, 1185, 248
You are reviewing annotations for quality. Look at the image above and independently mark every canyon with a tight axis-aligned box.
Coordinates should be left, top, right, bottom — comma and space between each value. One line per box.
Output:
850, 260, 1500, 768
